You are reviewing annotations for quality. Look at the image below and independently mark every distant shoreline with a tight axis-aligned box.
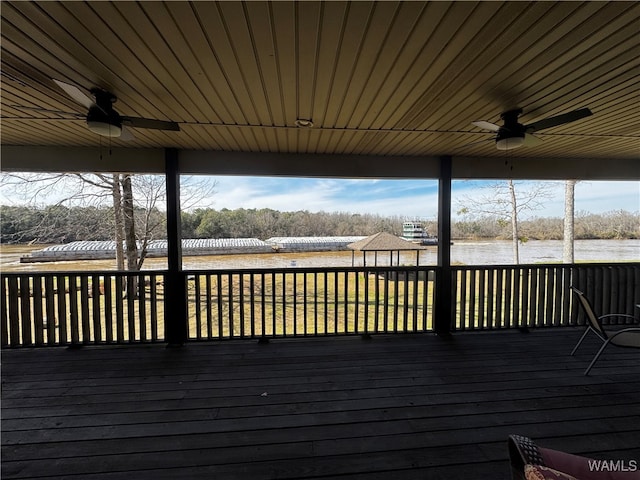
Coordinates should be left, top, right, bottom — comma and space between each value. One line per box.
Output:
2, 239, 638, 273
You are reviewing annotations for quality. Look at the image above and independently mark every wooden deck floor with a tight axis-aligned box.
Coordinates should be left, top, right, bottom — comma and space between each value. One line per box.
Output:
2, 329, 640, 479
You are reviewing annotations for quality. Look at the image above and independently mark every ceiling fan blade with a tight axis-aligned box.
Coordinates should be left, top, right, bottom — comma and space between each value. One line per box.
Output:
472, 120, 501, 132
121, 116, 180, 131
53, 79, 94, 109
119, 125, 136, 141
523, 132, 543, 147
525, 107, 592, 133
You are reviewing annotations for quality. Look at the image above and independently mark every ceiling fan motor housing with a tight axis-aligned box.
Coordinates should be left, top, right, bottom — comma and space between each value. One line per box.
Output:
495, 108, 525, 149
499, 109, 525, 135
86, 88, 122, 137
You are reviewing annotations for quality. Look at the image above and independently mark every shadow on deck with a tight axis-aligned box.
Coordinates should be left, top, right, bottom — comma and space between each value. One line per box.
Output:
2, 329, 639, 479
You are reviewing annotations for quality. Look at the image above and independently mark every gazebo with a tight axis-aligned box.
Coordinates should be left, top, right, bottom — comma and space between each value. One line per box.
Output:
347, 232, 427, 267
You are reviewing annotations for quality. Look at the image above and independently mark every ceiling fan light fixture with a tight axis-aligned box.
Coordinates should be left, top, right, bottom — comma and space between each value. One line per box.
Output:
86, 104, 122, 137
87, 120, 122, 137
496, 136, 524, 150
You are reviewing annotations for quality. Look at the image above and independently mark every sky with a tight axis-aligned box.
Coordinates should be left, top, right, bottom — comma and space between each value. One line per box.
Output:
1, 174, 638, 220
189, 176, 640, 220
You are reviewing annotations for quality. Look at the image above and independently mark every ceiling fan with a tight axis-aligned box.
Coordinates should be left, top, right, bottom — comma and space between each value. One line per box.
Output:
472, 107, 593, 150
52, 79, 180, 139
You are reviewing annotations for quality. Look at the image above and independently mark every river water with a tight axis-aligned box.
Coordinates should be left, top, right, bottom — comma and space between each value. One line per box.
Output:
177, 239, 639, 269
3, 239, 637, 272
450, 239, 639, 266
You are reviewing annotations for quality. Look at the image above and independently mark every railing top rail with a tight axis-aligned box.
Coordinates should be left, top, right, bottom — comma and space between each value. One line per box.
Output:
182, 265, 438, 275
1, 266, 436, 277
1, 270, 169, 278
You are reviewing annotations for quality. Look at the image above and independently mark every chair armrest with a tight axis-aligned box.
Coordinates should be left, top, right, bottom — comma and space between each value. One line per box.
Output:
607, 327, 640, 348
598, 313, 639, 324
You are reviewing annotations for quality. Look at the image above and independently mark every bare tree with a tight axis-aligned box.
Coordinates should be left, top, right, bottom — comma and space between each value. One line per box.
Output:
457, 180, 554, 263
507, 180, 520, 264
111, 174, 125, 270
1, 172, 216, 273
563, 180, 577, 263
129, 174, 177, 270
121, 174, 138, 273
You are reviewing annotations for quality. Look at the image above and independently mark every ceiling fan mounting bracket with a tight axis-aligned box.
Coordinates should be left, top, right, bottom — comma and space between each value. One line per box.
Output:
500, 108, 523, 127
90, 88, 117, 109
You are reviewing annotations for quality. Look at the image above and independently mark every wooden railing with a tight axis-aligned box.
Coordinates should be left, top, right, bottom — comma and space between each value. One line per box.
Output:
1, 271, 165, 347
185, 267, 436, 340
2, 263, 638, 347
452, 263, 640, 331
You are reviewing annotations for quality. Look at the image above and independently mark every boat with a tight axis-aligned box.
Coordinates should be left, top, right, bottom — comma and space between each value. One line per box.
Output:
401, 221, 439, 246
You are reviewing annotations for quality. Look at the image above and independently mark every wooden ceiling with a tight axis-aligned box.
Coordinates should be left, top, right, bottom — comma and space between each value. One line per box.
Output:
1, 1, 639, 160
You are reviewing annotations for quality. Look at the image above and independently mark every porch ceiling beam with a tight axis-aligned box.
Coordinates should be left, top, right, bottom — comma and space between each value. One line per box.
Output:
179, 150, 441, 178
453, 156, 640, 181
1, 145, 638, 180
0, 146, 165, 174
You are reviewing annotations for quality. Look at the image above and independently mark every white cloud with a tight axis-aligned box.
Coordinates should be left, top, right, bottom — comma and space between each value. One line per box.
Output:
4, 173, 637, 220
194, 176, 345, 212
574, 181, 640, 213
451, 180, 639, 219
189, 177, 639, 219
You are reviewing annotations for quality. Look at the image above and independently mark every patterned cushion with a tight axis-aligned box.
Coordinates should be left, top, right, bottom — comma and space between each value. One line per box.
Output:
540, 447, 640, 480
511, 434, 546, 465
525, 464, 579, 480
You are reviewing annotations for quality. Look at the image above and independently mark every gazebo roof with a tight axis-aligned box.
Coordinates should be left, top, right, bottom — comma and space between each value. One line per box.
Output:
347, 232, 427, 252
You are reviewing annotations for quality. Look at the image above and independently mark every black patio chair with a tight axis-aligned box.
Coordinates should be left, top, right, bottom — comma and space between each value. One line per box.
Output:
569, 286, 640, 375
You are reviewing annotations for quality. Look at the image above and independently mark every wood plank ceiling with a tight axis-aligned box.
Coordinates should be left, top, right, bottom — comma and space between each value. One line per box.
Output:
1, 1, 639, 159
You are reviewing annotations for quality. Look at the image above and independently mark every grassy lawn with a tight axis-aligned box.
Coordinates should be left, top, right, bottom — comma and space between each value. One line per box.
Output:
186, 271, 435, 339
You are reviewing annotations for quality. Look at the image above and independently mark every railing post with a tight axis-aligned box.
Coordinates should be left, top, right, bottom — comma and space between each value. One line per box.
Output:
164, 148, 188, 345
435, 155, 453, 335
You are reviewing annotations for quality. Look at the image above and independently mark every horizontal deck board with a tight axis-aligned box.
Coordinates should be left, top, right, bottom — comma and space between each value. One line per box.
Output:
5, 405, 640, 460
2, 329, 639, 479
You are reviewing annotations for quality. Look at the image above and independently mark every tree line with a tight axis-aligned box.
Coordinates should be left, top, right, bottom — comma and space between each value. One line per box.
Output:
452, 210, 639, 241
1, 205, 637, 244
